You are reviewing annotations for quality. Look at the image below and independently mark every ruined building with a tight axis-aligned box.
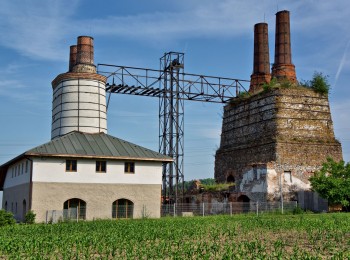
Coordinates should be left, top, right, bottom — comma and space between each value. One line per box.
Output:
215, 11, 342, 203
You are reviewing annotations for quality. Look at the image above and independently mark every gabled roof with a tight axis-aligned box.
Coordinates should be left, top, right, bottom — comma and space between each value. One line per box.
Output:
0, 131, 171, 190
25, 131, 172, 162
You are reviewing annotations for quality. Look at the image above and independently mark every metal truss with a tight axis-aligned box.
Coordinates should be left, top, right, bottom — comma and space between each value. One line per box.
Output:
98, 54, 249, 204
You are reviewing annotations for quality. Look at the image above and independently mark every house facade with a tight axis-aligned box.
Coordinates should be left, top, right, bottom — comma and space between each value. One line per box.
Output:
1, 132, 171, 222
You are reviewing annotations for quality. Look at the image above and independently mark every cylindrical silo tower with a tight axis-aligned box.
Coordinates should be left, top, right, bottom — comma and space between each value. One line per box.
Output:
51, 36, 107, 139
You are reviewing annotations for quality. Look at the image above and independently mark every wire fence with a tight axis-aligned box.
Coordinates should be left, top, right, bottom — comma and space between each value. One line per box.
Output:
161, 201, 298, 217
45, 201, 298, 223
46, 207, 85, 223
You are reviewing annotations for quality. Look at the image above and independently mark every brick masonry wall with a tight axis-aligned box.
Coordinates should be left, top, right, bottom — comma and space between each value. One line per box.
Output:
215, 87, 342, 201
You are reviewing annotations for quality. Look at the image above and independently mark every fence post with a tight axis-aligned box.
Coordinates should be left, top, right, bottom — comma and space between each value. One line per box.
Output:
76, 207, 79, 222
202, 202, 205, 217
230, 202, 232, 217
256, 201, 259, 217
45, 210, 48, 224
173, 203, 176, 217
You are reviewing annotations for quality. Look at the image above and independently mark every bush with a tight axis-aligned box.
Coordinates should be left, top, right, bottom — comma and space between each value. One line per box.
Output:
292, 205, 304, 215
303, 72, 330, 95
0, 210, 16, 227
25, 210, 36, 224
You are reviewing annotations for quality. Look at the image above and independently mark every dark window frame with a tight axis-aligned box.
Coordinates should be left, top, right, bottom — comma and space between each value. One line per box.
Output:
96, 161, 107, 173
66, 160, 77, 172
124, 162, 135, 174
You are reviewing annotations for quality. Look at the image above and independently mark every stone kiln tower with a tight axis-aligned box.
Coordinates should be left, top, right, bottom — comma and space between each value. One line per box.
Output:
51, 36, 107, 139
215, 11, 342, 202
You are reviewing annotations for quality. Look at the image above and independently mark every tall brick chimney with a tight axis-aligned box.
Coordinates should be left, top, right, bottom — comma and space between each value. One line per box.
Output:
271, 10, 297, 82
68, 45, 77, 72
71, 36, 96, 73
249, 23, 271, 93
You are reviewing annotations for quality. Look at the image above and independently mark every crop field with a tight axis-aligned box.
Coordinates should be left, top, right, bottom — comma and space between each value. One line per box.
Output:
0, 213, 349, 259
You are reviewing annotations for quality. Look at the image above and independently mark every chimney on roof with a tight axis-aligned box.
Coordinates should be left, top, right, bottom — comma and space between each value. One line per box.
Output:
271, 10, 297, 83
71, 36, 96, 73
249, 23, 271, 92
69, 45, 77, 72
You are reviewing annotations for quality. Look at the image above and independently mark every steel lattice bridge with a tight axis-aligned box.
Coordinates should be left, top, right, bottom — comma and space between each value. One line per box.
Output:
98, 52, 250, 204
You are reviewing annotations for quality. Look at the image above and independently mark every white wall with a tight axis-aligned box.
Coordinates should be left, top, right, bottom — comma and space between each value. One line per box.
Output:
32, 157, 162, 185
3, 159, 31, 189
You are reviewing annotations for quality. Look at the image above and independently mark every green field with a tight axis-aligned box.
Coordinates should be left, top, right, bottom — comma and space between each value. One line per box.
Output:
0, 213, 349, 259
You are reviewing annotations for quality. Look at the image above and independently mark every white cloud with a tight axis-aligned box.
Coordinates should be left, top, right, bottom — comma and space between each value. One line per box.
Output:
0, 0, 80, 61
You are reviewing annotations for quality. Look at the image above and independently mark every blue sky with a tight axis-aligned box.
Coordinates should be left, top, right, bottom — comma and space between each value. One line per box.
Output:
0, 0, 350, 181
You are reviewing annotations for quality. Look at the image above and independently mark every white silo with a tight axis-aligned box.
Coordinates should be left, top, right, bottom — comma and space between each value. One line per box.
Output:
51, 36, 107, 139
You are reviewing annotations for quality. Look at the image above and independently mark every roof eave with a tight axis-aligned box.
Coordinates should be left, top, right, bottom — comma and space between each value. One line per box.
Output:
24, 152, 173, 162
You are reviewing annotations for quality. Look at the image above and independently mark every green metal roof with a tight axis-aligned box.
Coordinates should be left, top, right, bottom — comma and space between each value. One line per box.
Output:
25, 131, 172, 162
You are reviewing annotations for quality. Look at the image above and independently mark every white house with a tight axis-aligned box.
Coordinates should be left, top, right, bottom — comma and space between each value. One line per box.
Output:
0, 36, 172, 222
0, 131, 171, 222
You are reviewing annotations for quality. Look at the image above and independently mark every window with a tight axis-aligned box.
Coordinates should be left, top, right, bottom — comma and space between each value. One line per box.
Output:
25, 160, 29, 173
66, 160, 77, 172
23, 200, 26, 218
284, 171, 292, 183
63, 198, 86, 220
112, 199, 134, 219
124, 162, 135, 173
96, 161, 107, 173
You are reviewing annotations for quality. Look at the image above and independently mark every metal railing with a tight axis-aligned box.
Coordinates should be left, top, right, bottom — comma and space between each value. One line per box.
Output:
161, 201, 298, 217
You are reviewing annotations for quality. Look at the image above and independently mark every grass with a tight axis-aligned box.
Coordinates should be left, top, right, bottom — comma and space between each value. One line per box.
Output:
0, 213, 350, 259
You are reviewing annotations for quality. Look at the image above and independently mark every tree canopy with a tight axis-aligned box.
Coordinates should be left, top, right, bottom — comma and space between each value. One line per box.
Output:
309, 158, 350, 208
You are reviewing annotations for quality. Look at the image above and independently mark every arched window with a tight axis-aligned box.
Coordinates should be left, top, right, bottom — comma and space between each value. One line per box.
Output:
237, 195, 250, 213
227, 175, 235, 183
63, 198, 86, 220
112, 199, 134, 219
4, 201, 7, 211
237, 195, 250, 202
22, 200, 27, 218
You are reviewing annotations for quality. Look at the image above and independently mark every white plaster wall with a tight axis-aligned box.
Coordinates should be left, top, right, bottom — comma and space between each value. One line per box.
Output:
240, 168, 267, 192
51, 78, 107, 139
3, 159, 31, 189
31, 157, 162, 185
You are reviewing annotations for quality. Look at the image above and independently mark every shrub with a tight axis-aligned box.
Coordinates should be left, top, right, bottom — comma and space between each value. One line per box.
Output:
292, 205, 304, 215
0, 210, 16, 227
25, 210, 36, 224
303, 72, 330, 95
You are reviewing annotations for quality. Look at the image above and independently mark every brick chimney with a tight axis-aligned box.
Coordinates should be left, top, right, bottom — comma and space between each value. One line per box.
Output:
249, 23, 271, 93
71, 36, 96, 73
271, 10, 297, 82
68, 45, 77, 72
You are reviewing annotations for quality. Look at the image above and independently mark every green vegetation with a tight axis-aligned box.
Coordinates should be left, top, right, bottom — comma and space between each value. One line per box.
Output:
0, 214, 350, 258
0, 210, 15, 227
310, 158, 350, 209
201, 182, 234, 192
301, 71, 330, 95
25, 210, 36, 224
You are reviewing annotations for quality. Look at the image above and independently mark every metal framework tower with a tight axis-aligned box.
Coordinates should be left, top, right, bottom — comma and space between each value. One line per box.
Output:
159, 52, 185, 203
97, 53, 249, 204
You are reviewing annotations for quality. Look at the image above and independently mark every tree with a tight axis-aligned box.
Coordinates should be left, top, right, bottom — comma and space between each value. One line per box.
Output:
309, 158, 350, 208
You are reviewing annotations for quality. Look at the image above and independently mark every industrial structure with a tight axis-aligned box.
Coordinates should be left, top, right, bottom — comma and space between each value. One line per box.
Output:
0, 10, 343, 219
215, 10, 342, 206
0, 36, 172, 222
